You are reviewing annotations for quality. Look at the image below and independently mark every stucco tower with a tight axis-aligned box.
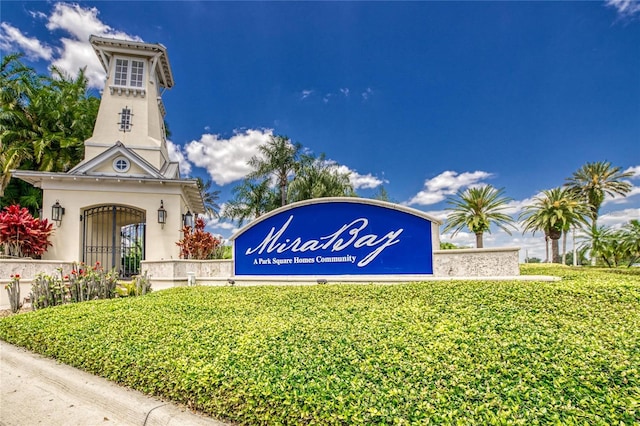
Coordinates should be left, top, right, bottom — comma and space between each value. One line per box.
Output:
13, 36, 204, 276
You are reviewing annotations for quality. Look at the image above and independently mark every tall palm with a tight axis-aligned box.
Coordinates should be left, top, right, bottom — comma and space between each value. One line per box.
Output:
223, 179, 279, 226
519, 187, 589, 263
247, 135, 301, 207
288, 153, 355, 202
443, 185, 516, 249
196, 177, 221, 218
565, 161, 633, 228
565, 161, 633, 265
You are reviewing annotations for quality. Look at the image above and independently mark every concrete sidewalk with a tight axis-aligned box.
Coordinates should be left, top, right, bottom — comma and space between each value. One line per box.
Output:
0, 341, 228, 426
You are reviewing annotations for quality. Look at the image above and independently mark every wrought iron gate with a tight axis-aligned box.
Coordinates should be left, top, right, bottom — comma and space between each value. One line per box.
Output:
82, 205, 146, 278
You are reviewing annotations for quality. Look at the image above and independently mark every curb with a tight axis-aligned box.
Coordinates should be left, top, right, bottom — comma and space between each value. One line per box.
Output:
0, 340, 227, 426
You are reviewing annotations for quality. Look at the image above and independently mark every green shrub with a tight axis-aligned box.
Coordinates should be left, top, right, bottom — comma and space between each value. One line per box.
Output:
29, 262, 148, 310
1, 267, 638, 424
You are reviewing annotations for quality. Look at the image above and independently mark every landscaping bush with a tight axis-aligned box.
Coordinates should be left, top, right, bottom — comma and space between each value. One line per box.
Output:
0, 267, 638, 424
0, 204, 53, 258
28, 262, 148, 310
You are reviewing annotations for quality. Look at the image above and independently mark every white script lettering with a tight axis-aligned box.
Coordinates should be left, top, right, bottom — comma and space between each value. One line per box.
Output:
245, 215, 402, 267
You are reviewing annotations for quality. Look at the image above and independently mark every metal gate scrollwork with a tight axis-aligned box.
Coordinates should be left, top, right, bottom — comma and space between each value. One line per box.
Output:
82, 205, 146, 278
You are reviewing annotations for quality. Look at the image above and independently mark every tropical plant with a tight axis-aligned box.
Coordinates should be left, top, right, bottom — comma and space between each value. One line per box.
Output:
176, 217, 222, 260
5, 274, 22, 313
621, 219, 640, 266
0, 204, 53, 258
519, 187, 589, 263
565, 161, 633, 264
565, 161, 634, 227
288, 153, 355, 202
223, 179, 280, 226
580, 221, 640, 267
196, 177, 221, 218
372, 186, 391, 202
0, 54, 99, 205
443, 185, 516, 248
247, 135, 301, 207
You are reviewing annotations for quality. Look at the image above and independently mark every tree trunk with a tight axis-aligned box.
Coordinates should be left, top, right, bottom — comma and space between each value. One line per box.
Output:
590, 218, 597, 266
561, 230, 567, 265
544, 234, 550, 263
551, 237, 561, 263
475, 232, 483, 248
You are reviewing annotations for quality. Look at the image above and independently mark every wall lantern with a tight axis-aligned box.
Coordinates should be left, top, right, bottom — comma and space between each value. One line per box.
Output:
157, 200, 167, 228
51, 200, 65, 225
182, 210, 193, 228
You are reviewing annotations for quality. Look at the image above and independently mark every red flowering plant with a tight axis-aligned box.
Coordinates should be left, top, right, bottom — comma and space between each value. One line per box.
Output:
176, 217, 221, 259
0, 205, 54, 258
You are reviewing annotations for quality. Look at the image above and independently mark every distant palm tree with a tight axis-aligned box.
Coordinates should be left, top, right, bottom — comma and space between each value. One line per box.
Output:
247, 135, 301, 207
565, 161, 633, 264
622, 220, 640, 266
443, 185, 516, 249
565, 161, 633, 227
196, 177, 221, 218
288, 153, 355, 202
519, 187, 589, 263
223, 179, 279, 226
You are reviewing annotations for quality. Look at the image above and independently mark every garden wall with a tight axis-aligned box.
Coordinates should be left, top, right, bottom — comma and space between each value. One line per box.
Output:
1, 248, 520, 307
141, 247, 521, 287
433, 247, 521, 277
0, 259, 76, 308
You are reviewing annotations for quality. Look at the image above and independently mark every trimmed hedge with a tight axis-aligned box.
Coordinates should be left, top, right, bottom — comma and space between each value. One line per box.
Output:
1, 265, 638, 424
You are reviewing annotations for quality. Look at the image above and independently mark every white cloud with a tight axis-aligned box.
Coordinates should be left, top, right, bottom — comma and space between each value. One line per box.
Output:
362, 87, 373, 101
606, 0, 640, 18
46, 3, 112, 41
0, 23, 53, 60
300, 89, 313, 100
407, 170, 493, 206
0, 2, 144, 88
184, 129, 273, 185
604, 185, 640, 205
46, 3, 142, 88
332, 164, 386, 190
624, 165, 640, 178
166, 140, 192, 177
340, 88, 350, 97
599, 208, 640, 228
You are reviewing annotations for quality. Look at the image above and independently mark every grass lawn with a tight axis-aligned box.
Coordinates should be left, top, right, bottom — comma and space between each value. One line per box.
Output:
1, 265, 638, 424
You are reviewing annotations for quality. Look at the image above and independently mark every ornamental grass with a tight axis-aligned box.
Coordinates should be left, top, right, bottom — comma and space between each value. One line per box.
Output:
1, 265, 638, 424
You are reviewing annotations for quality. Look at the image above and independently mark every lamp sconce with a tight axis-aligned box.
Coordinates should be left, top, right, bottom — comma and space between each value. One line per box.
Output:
182, 210, 193, 228
51, 200, 65, 225
157, 200, 167, 229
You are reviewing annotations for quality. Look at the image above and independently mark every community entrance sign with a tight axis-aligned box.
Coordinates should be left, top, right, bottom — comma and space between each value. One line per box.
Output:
232, 198, 441, 276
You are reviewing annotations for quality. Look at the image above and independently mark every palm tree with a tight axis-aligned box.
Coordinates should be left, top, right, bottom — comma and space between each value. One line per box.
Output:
443, 185, 516, 249
196, 177, 221, 218
247, 135, 301, 207
223, 179, 279, 226
565, 161, 633, 265
519, 187, 589, 263
288, 153, 355, 202
622, 220, 640, 267
565, 161, 633, 227
0, 56, 99, 204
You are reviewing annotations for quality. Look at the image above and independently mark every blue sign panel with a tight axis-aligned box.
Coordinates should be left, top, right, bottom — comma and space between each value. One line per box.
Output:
232, 200, 435, 275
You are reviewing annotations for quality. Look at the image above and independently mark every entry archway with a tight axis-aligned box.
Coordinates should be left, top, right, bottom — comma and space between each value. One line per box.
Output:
82, 205, 146, 277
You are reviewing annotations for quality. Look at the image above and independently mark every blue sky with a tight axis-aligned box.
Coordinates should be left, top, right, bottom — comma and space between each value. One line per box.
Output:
1, 1, 639, 261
